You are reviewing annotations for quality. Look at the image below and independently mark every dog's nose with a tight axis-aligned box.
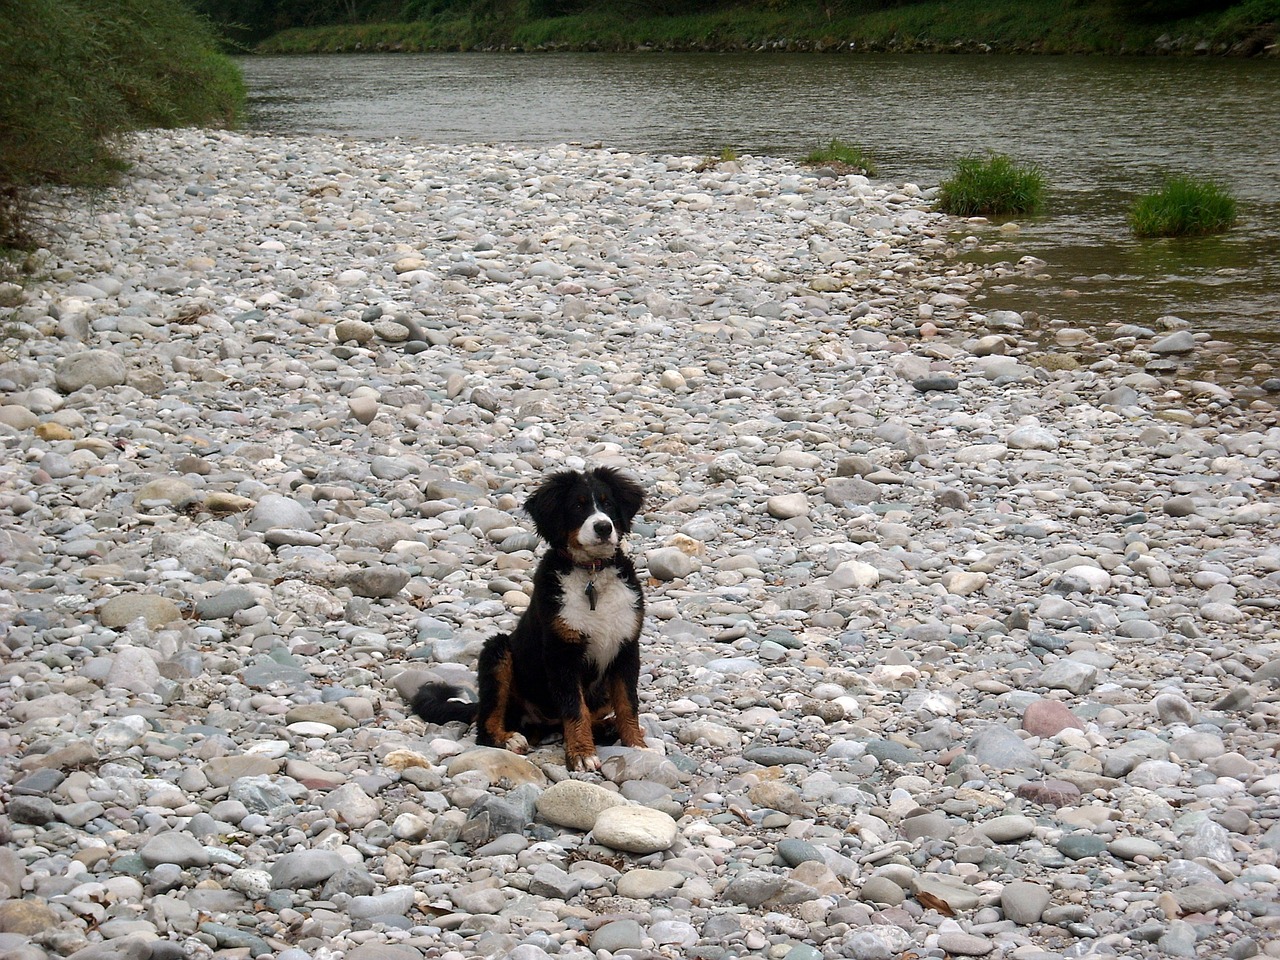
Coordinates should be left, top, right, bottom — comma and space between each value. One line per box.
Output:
593, 519, 614, 538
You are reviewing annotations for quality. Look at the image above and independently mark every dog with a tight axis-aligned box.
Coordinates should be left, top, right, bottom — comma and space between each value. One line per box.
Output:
411, 466, 648, 772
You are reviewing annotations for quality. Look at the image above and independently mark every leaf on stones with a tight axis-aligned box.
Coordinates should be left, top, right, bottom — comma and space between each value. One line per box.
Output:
915, 890, 955, 916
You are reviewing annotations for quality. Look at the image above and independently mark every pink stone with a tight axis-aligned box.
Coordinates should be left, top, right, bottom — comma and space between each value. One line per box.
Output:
1022, 699, 1085, 738
1017, 779, 1083, 807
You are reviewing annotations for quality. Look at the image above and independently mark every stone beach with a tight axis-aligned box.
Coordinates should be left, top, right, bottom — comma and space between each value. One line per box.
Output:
1, 128, 1279, 960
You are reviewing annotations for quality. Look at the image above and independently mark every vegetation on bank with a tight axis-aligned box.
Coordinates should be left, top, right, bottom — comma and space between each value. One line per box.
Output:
937, 154, 1047, 217
0, 0, 243, 251
236, 0, 1280, 55
803, 140, 877, 176
1130, 176, 1238, 237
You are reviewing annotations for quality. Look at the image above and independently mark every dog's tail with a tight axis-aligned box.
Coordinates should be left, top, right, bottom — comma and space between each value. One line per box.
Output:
410, 682, 478, 727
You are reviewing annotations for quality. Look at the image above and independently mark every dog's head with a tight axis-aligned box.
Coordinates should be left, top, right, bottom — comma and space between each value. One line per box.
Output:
524, 467, 645, 562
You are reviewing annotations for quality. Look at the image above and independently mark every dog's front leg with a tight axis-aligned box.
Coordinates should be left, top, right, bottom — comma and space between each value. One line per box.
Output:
562, 701, 602, 772
606, 673, 647, 750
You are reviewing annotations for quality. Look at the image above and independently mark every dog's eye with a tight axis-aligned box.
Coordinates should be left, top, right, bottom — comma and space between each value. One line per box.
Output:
599, 494, 611, 506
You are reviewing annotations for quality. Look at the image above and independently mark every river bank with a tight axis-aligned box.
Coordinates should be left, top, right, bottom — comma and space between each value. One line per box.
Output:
1, 128, 1279, 960
254, 0, 1280, 56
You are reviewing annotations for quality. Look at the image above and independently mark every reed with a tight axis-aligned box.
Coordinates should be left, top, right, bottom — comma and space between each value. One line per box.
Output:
936, 153, 1047, 217
1129, 176, 1237, 238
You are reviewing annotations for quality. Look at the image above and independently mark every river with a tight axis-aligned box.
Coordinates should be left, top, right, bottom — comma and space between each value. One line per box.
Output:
238, 52, 1280, 388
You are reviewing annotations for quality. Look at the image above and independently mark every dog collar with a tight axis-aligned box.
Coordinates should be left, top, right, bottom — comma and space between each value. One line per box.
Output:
557, 550, 617, 572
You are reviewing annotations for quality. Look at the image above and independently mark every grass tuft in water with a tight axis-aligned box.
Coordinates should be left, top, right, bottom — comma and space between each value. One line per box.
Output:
802, 139, 877, 176
1129, 176, 1237, 238
937, 153, 1047, 217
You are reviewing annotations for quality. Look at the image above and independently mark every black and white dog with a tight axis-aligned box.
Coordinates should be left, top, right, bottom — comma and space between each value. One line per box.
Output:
411, 466, 648, 772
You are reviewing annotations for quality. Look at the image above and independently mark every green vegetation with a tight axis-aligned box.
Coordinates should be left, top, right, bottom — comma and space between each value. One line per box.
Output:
803, 139, 877, 176
0, 0, 243, 249
229, 0, 1280, 55
693, 146, 739, 172
1129, 176, 1238, 237
937, 154, 1047, 217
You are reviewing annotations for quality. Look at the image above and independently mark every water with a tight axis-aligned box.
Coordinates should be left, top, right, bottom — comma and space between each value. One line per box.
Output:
239, 52, 1280, 382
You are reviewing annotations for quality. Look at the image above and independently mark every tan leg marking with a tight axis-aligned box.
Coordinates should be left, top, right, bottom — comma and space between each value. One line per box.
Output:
563, 698, 599, 772
608, 674, 647, 749
482, 649, 526, 754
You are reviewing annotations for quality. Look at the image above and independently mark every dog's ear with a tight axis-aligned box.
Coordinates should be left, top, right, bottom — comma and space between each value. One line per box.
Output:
523, 470, 576, 542
593, 467, 645, 527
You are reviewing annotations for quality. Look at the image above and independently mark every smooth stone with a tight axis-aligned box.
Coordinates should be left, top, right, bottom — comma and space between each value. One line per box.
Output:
1002, 880, 1052, 924
1151, 330, 1197, 354
1109, 836, 1165, 862
858, 876, 906, 906
342, 565, 411, 598
590, 919, 646, 953
937, 932, 994, 956
98, 594, 182, 629
616, 868, 685, 899
1038, 659, 1099, 695
1006, 425, 1058, 451
269, 850, 349, 889
913, 875, 981, 912
766, 493, 810, 520
1016, 779, 1082, 807
535, 779, 628, 831
592, 805, 678, 853
248, 493, 316, 532
139, 832, 211, 868
0, 899, 60, 934
978, 814, 1036, 844
913, 375, 959, 392
195, 586, 258, 619
969, 726, 1040, 772
646, 546, 698, 581
1057, 833, 1107, 861
55, 350, 127, 392
447, 747, 545, 787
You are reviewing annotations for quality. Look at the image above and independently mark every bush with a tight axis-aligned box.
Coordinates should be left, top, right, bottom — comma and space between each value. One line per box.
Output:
802, 139, 877, 176
0, 0, 243, 248
1129, 176, 1237, 238
937, 153, 1046, 217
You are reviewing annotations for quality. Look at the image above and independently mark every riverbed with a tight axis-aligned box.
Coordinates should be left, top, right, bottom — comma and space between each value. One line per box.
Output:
3, 127, 1280, 960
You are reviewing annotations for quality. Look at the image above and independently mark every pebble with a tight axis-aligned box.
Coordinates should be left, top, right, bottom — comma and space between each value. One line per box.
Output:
0, 128, 1276, 960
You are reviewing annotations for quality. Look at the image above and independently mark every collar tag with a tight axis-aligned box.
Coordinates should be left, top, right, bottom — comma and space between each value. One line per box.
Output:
585, 580, 597, 611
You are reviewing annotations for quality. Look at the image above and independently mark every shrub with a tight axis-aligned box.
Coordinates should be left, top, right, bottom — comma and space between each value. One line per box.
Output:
1129, 176, 1237, 238
936, 153, 1047, 217
0, 0, 243, 248
802, 139, 877, 176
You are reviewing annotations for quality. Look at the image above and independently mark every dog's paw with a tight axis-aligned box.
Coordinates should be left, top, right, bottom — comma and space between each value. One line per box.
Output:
568, 753, 602, 773
504, 733, 530, 755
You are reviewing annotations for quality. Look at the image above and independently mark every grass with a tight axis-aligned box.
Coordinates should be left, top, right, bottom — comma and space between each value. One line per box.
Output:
936, 153, 1047, 217
1129, 176, 1237, 238
0, 0, 243, 249
802, 139, 877, 176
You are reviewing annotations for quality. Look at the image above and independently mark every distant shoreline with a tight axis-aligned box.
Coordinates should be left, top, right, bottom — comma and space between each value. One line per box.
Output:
252, 3, 1279, 59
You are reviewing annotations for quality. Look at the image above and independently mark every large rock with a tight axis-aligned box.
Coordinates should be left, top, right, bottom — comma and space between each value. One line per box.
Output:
55, 349, 126, 392
98, 594, 183, 629
536, 779, 628, 830
592, 805, 678, 853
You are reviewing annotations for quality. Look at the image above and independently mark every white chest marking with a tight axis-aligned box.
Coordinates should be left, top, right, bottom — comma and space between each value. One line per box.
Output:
557, 566, 641, 667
